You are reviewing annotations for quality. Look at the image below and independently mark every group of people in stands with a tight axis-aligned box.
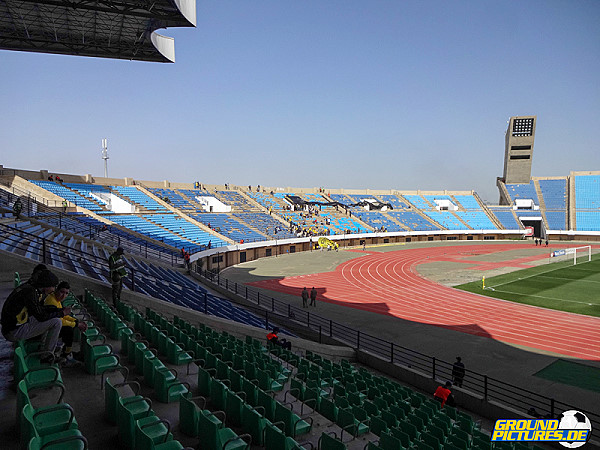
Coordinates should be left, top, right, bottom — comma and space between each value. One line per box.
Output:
181, 247, 191, 271
433, 356, 466, 407
47, 174, 64, 183
1, 264, 87, 367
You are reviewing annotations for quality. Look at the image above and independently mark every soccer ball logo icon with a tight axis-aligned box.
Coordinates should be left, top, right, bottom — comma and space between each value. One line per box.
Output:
558, 410, 592, 448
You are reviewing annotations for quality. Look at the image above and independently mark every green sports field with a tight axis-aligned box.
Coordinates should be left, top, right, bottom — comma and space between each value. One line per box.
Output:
455, 252, 600, 317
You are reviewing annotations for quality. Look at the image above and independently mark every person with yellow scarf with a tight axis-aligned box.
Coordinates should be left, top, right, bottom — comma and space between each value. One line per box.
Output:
44, 281, 87, 365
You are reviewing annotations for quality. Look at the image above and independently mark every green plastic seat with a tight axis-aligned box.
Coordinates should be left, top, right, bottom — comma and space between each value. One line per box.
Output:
336, 408, 369, 441
374, 397, 389, 412
198, 410, 251, 450
414, 409, 430, 426
257, 369, 283, 392
119, 327, 134, 356
198, 366, 214, 397
389, 427, 412, 448
143, 349, 165, 387
241, 377, 258, 407
420, 432, 442, 450
134, 416, 173, 450
427, 425, 446, 446
414, 441, 434, 450
264, 422, 306, 450
370, 416, 389, 437
227, 368, 244, 393
318, 397, 338, 422
257, 389, 276, 421
335, 396, 350, 410
302, 387, 322, 414
381, 410, 399, 429
473, 437, 492, 450
407, 413, 425, 431
431, 417, 450, 434
444, 405, 457, 420
368, 387, 382, 400
241, 404, 269, 445
289, 377, 306, 402
178, 393, 206, 437
215, 359, 231, 381
447, 433, 469, 450
104, 378, 141, 424
154, 367, 189, 403
451, 428, 472, 446
117, 395, 155, 448
225, 389, 246, 427
318, 432, 347, 449
21, 401, 78, 446
14, 347, 63, 390
16, 380, 64, 435
108, 315, 128, 340
210, 378, 230, 410
274, 401, 313, 438
127, 334, 148, 364
456, 415, 475, 435
166, 339, 193, 366
82, 334, 124, 377
377, 432, 404, 450
28, 433, 87, 449
363, 400, 380, 418
397, 420, 420, 441
389, 404, 407, 421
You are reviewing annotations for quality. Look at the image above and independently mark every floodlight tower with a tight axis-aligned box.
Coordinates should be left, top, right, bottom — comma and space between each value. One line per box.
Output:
502, 116, 536, 184
498, 116, 536, 205
101, 138, 109, 178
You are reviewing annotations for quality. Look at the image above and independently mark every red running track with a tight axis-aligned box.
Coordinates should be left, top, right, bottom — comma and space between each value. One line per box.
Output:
248, 244, 600, 360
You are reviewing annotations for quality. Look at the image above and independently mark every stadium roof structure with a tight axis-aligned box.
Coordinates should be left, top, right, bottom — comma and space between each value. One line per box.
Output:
0, 0, 196, 62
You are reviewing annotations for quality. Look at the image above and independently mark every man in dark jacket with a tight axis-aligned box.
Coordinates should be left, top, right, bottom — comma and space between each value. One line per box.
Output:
1, 269, 69, 363
452, 356, 465, 387
109, 247, 126, 306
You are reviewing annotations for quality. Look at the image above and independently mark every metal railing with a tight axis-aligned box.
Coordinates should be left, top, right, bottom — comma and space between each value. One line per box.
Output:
199, 267, 600, 440
0, 222, 180, 291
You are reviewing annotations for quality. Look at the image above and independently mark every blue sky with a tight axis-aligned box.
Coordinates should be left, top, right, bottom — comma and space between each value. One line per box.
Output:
1, 0, 599, 202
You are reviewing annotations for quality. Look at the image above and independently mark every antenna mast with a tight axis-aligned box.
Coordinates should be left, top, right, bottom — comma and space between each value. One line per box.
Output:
101, 138, 109, 178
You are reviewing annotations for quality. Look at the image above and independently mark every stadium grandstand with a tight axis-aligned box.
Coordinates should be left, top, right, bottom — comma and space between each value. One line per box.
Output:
1, 158, 600, 448
1, 4, 599, 445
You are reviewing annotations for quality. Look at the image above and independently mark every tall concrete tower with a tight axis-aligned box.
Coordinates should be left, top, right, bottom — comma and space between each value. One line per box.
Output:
502, 115, 536, 184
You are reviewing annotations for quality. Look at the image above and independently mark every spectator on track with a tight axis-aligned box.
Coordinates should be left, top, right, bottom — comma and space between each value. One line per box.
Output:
310, 287, 317, 307
545, 239, 548, 247
452, 356, 465, 387
301, 287, 309, 308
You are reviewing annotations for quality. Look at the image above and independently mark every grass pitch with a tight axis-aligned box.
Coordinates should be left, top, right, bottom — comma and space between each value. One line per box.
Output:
455, 253, 600, 317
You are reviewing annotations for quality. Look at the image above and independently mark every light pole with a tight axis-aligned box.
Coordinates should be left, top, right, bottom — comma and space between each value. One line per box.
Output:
102, 138, 109, 177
